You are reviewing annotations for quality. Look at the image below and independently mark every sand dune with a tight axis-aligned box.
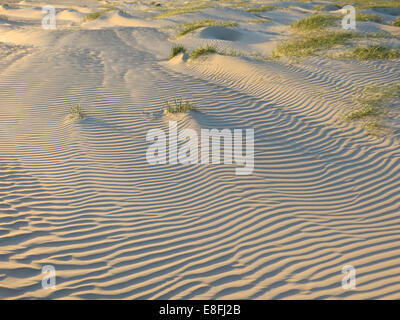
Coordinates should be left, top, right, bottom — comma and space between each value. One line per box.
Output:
0, 0, 400, 299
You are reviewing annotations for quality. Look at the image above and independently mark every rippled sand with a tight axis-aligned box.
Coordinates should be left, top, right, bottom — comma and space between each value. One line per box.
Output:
0, 0, 400, 299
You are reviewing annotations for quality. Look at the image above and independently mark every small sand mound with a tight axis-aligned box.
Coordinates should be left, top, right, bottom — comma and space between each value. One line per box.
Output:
315, 4, 341, 11
168, 52, 187, 65
84, 10, 161, 29
163, 110, 202, 133
57, 9, 85, 23
199, 26, 241, 41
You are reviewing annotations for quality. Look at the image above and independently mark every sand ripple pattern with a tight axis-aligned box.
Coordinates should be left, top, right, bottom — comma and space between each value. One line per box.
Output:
0, 27, 399, 299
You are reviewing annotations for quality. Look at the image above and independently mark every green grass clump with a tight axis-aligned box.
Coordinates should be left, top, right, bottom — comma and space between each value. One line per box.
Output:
344, 105, 381, 120
272, 31, 357, 58
69, 104, 85, 120
169, 45, 186, 59
356, 13, 384, 23
118, 9, 133, 16
246, 18, 270, 23
245, 5, 277, 13
177, 19, 238, 37
291, 15, 340, 31
166, 98, 195, 114
339, 0, 400, 9
84, 9, 111, 22
393, 17, 400, 27
228, 1, 252, 9
312, 4, 341, 11
355, 84, 400, 106
154, 4, 213, 19
344, 83, 400, 134
346, 45, 400, 60
150, 1, 162, 7
189, 45, 217, 59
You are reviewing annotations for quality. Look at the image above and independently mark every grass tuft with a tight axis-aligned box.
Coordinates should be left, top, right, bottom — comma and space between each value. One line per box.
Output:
344, 105, 381, 120
84, 9, 111, 22
291, 14, 340, 31
344, 83, 400, 134
356, 13, 384, 23
312, 4, 341, 11
272, 31, 357, 58
150, 1, 162, 7
393, 17, 400, 27
246, 18, 270, 23
189, 45, 217, 59
245, 5, 277, 13
169, 45, 186, 59
69, 104, 85, 120
177, 19, 238, 37
345, 45, 400, 60
346, 0, 400, 9
155, 4, 213, 19
166, 98, 195, 114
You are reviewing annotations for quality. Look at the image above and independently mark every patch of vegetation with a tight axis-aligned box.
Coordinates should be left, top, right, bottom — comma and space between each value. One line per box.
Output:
344, 45, 400, 60
166, 98, 195, 114
103, 2, 121, 7
150, 1, 162, 7
393, 17, 400, 27
366, 31, 394, 39
189, 45, 217, 59
245, 5, 278, 13
118, 9, 133, 16
169, 45, 186, 59
272, 31, 357, 58
69, 104, 85, 120
177, 19, 238, 37
229, 1, 252, 9
356, 13, 384, 23
291, 14, 340, 31
344, 104, 381, 120
246, 18, 270, 23
154, 3, 214, 19
84, 9, 112, 22
343, 83, 400, 134
102, 3, 119, 10
312, 4, 341, 11
218, 48, 245, 57
334, 0, 400, 9
0, 15, 8, 20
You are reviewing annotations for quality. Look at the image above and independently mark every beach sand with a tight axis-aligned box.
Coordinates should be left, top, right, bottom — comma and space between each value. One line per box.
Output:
0, 0, 399, 299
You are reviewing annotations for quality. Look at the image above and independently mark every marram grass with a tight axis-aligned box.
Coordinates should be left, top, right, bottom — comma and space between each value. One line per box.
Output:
356, 13, 384, 23
345, 45, 400, 60
245, 5, 278, 13
291, 15, 340, 31
272, 31, 357, 58
166, 98, 195, 114
343, 83, 400, 134
189, 45, 217, 59
169, 45, 187, 59
69, 104, 85, 120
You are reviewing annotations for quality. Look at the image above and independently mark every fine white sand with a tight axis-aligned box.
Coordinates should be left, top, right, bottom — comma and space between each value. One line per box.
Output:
0, 0, 400, 299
